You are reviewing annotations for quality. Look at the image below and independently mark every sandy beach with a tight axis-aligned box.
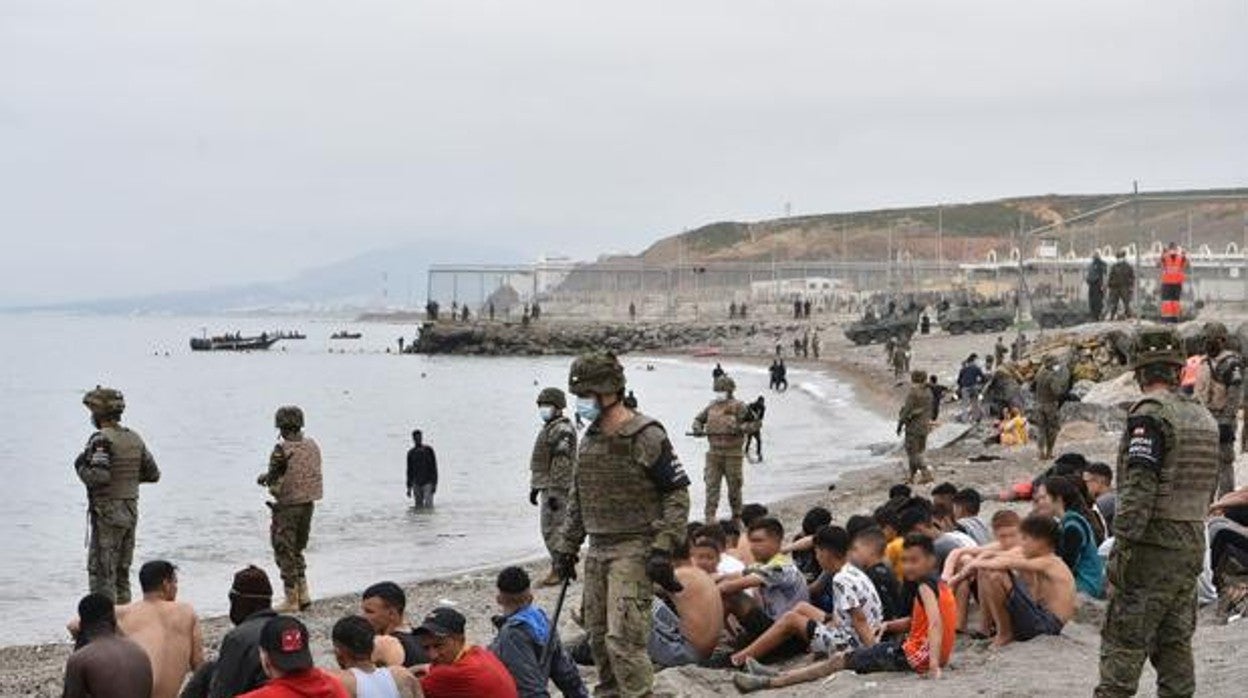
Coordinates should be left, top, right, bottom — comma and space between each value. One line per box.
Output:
4, 319, 1246, 697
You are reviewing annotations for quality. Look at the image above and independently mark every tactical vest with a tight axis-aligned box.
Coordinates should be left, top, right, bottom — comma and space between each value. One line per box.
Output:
1036, 366, 1068, 404
97, 426, 144, 500
903, 386, 933, 434
275, 437, 324, 505
1117, 393, 1218, 522
575, 414, 665, 536
530, 417, 575, 490
706, 399, 745, 450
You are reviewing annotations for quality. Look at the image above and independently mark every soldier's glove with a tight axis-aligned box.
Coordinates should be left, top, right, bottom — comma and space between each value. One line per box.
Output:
553, 552, 578, 581
896, 422, 904, 436
256, 473, 269, 487
646, 549, 684, 593
529, 488, 541, 506
406, 486, 413, 498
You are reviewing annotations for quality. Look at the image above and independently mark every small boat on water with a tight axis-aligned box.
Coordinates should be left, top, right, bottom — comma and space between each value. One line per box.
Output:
276, 330, 306, 340
330, 331, 363, 340
190, 334, 280, 351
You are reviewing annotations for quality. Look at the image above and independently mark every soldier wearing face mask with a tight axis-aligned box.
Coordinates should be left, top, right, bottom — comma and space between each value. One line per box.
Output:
554, 352, 691, 698
529, 387, 578, 587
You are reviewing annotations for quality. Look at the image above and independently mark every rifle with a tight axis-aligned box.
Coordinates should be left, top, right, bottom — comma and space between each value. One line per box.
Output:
539, 577, 571, 674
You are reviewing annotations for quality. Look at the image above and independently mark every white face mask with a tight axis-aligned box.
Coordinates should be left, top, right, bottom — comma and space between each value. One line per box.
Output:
539, 406, 557, 422
715, 391, 729, 399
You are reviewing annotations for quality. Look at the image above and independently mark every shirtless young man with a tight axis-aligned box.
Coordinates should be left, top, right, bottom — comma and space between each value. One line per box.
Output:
63, 594, 153, 698
941, 510, 1021, 633
648, 541, 724, 667
69, 560, 204, 698
330, 615, 424, 698
953, 514, 1076, 647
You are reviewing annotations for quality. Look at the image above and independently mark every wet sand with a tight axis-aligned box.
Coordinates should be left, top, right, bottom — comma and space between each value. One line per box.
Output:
4, 321, 1247, 697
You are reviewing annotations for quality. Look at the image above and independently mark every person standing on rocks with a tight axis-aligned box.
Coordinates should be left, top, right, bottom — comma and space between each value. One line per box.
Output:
898, 370, 934, 484
75, 386, 161, 604
529, 387, 578, 587
1106, 249, 1135, 320
994, 336, 1008, 367
1097, 327, 1219, 697
1033, 356, 1071, 460
257, 405, 323, 613
692, 375, 758, 523
1196, 321, 1243, 498
1086, 250, 1108, 320
553, 352, 691, 698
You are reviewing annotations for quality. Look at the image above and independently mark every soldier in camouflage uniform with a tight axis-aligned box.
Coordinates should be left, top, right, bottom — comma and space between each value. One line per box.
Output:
75, 387, 161, 604
554, 353, 691, 698
1096, 327, 1219, 698
897, 370, 934, 484
1105, 249, 1136, 320
256, 405, 323, 613
1195, 321, 1242, 498
529, 386, 577, 587
691, 374, 758, 523
1033, 355, 1071, 460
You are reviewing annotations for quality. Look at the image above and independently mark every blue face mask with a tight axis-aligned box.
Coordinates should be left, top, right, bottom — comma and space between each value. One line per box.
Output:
576, 397, 601, 423
539, 406, 556, 423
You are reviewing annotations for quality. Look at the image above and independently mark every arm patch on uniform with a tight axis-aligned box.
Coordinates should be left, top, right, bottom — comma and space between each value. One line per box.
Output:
1125, 415, 1164, 470
647, 438, 691, 492
551, 429, 576, 456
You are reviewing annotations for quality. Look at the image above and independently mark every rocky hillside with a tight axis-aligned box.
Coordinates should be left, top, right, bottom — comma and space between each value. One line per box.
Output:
640, 187, 1248, 264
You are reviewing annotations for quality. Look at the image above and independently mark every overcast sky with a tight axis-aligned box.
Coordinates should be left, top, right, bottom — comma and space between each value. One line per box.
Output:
2, 0, 1245, 304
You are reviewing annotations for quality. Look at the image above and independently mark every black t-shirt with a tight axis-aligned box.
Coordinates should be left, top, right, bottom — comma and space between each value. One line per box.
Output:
864, 562, 905, 621
394, 630, 430, 666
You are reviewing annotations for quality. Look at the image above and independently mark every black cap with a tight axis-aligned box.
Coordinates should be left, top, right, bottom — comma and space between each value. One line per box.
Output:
259, 615, 313, 673
414, 606, 466, 637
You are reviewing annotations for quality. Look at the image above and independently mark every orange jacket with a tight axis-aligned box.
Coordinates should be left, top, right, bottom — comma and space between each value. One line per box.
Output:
1160, 250, 1188, 284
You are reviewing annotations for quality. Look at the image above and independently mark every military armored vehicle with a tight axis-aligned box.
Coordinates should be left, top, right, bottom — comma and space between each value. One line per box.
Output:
843, 313, 918, 346
939, 305, 1013, 335
1032, 299, 1091, 329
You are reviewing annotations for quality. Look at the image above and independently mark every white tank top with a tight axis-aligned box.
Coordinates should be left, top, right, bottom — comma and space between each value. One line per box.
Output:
349, 667, 401, 698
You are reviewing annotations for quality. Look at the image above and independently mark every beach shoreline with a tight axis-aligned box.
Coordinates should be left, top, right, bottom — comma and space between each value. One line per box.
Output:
6, 323, 1247, 697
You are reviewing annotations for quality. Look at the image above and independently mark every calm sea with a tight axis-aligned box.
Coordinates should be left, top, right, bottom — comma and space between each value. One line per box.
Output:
0, 314, 891, 644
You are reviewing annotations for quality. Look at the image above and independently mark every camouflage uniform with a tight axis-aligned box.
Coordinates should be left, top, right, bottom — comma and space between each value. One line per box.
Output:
1195, 323, 1242, 499
1106, 254, 1136, 320
898, 371, 934, 483
1097, 329, 1219, 698
531, 388, 577, 571
75, 388, 160, 604
557, 354, 691, 698
1034, 359, 1070, 460
692, 375, 757, 522
258, 406, 323, 611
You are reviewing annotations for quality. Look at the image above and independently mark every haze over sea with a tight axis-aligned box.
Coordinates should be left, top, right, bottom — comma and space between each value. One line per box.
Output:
0, 314, 891, 644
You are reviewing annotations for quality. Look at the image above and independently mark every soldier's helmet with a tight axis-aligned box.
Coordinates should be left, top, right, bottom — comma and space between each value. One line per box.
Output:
536, 387, 567, 409
713, 375, 736, 393
1203, 321, 1230, 345
568, 352, 625, 397
910, 370, 927, 383
82, 386, 125, 418
1131, 327, 1185, 370
274, 405, 305, 430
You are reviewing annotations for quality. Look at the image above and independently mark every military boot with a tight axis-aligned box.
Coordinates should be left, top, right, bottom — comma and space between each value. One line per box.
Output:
297, 578, 312, 610
275, 586, 300, 613
537, 568, 562, 588
917, 467, 935, 485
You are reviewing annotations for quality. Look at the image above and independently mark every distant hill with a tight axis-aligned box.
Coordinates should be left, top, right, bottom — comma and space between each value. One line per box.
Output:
639, 187, 1248, 265
18, 241, 521, 314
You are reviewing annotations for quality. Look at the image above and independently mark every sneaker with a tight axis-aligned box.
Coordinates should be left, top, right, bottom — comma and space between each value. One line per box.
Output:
733, 673, 771, 693
743, 657, 779, 677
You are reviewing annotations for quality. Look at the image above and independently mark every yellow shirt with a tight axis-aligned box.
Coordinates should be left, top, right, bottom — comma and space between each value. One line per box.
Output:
1000, 416, 1028, 446
886, 536, 905, 579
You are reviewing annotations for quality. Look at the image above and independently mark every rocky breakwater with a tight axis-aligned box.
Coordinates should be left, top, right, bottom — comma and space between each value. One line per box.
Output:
410, 320, 763, 356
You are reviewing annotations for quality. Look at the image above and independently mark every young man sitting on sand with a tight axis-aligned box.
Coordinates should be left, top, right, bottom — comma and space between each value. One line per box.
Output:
733, 534, 957, 692
329, 615, 424, 698
942, 509, 1022, 633
648, 541, 724, 668
951, 513, 1076, 647
728, 526, 882, 668
361, 582, 428, 668
693, 524, 745, 577
849, 526, 904, 621
717, 517, 809, 652
68, 560, 204, 698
